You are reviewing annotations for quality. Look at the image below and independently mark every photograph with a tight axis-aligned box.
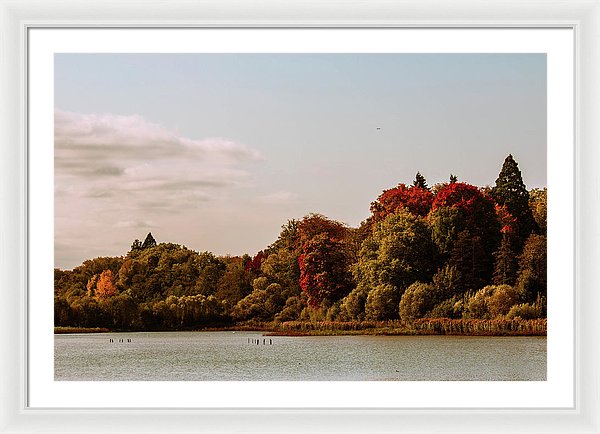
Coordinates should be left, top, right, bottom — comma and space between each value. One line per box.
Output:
53, 52, 548, 381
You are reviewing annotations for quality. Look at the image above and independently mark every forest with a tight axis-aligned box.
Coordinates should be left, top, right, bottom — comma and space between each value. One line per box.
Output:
54, 154, 547, 335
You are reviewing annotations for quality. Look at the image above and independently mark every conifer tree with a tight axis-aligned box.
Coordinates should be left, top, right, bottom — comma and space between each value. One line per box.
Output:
492, 234, 518, 285
142, 232, 157, 249
412, 171, 429, 190
490, 154, 536, 246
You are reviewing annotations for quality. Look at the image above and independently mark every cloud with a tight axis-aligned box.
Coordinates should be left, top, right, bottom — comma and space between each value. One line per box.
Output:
256, 191, 298, 204
54, 108, 261, 197
54, 109, 264, 264
55, 109, 261, 163
114, 220, 154, 229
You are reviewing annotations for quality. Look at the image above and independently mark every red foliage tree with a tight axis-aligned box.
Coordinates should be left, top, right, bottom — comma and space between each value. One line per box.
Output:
430, 183, 502, 288
370, 184, 434, 221
431, 182, 498, 229
245, 251, 266, 273
297, 214, 352, 308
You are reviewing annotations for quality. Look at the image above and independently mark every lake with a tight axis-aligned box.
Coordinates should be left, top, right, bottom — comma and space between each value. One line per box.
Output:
54, 331, 546, 381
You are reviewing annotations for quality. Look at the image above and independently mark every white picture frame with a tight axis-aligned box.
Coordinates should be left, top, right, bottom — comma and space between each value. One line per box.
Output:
1, 0, 599, 433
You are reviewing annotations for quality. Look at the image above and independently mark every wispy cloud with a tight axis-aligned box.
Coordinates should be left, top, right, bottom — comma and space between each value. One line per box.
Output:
55, 108, 261, 198
55, 109, 261, 162
54, 109, 263, 265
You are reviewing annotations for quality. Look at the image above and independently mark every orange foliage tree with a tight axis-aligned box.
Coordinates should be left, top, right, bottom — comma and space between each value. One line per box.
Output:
94, 269, 118, 301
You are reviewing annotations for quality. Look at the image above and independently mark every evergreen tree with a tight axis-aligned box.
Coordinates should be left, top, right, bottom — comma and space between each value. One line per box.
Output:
142, 232, 157, 249
412, 171, 429, 190
492, 234, 518, 285
490, 154, 537, 246
448, 230, 488, 292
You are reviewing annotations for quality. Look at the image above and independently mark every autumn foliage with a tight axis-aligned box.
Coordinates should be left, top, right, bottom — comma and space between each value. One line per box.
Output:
55, 155, 547, 333
370, 184, 434, 220
297, 214, 352, 308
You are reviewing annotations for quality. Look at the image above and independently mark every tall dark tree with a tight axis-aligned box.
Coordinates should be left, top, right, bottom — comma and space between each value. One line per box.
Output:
490, 154, 537, 246
142, 232, 157, 249
412, 171, 429, 190
492, 234, 518, 285
448, 230, 488, 291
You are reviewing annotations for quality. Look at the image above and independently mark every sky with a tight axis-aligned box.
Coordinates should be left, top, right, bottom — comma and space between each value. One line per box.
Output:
54, 53, 547, 269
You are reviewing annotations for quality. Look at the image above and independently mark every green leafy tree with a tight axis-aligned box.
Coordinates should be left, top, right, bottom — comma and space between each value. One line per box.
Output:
231, 277, 287, 321
214, 256, 254, 311
529, 188, 547, 235
130, 239, 143, 252
463, 284, 519, 319
338, 285, 370, 321
516, 234, 547, 302
365, 284, 400, 320
353, 209, 437, 294
399, 282, 435, 320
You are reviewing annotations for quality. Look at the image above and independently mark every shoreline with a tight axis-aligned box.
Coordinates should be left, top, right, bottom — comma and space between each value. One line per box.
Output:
54, 318, 547, 337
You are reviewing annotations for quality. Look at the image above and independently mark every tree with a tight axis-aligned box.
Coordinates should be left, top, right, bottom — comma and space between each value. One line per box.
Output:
231, 277, 287, 321
370, 183, 434, 220
353, 209, 437, 295
490, 154, 537, 246
365, 284, 400, 320
399, 282, 436, 320
297, 214, 353, 308
463, 284, 519, 319
516, 234, 547, 302
412, 172, 429, 190
95, 269, 118, 301
529, 188, 547, 235
449, 174, 458, 184
429, 182, 501, 285
338, 285, 370, 321
447, 230, 488, 291
299, 233, 352, 308
130, 239, 142, 252
492, 234, 518, 285
214, 256, 253, 311
142, 232, 157, 249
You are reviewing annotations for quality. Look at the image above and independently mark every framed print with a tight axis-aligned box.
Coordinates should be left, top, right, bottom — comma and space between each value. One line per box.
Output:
1, 0, 599, 433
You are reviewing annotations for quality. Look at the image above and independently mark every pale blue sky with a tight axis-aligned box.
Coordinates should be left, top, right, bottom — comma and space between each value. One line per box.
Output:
55, 54, 546, 269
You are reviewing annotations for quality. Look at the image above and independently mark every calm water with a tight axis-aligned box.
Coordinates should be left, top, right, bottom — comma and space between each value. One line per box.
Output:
55, 331, 546, 381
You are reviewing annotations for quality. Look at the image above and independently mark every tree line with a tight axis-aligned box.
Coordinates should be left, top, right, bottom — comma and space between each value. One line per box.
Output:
54, 154, 547, 331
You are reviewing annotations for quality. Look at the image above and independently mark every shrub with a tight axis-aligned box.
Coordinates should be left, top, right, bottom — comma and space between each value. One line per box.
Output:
338, 285, 370, 321
399, 282, 435, 320
425, 295, 464, 319
365, 284, 400, 320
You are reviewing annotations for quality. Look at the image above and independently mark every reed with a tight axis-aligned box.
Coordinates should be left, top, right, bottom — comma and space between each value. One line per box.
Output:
54, 326, 111, 334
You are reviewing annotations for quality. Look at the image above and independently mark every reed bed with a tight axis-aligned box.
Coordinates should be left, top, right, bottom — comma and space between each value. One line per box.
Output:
54, 327, 111, 334
271, 318, 546, 336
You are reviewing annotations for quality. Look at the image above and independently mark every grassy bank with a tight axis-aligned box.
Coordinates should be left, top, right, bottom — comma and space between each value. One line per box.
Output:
54, 327, 111, 334
264, 318, 547, 336
54, 318, 546, 336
